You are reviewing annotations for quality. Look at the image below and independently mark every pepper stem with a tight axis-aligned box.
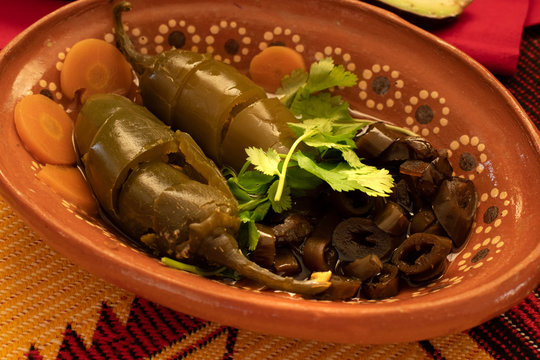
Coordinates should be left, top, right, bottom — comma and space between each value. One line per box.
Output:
199, 233, 331, 296
113, 1, 155, 75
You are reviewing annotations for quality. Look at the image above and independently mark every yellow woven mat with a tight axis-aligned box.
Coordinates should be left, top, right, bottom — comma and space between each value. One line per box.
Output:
0, 195, 494, 359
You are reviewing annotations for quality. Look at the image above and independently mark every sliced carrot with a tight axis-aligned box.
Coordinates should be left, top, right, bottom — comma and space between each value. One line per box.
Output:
249, 46, 306, 93
60, 38, 133, 102
37, 164, 98, 216
14, 94, 76, 165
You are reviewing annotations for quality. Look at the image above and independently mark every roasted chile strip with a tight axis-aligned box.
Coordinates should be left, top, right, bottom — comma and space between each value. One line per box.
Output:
76, 94, 330, 295
113, 1, 298, 170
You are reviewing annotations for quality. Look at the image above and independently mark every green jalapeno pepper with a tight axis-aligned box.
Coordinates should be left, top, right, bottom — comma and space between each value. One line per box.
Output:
113, 1, 298, 170
76, 93, 330, 296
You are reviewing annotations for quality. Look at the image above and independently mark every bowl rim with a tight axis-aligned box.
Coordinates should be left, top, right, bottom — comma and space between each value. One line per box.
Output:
0, 0, 539, 344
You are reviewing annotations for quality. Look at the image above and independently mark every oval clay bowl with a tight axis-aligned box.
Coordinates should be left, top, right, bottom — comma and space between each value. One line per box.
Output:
0, 0, 539, 344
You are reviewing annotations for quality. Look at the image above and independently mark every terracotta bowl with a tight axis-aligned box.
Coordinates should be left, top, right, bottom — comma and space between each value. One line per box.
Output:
0, 0, 538, 344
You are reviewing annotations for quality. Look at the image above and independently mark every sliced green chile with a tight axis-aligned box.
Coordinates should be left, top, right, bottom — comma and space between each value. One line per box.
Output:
109, 2, 333, 296
221, 97, 299, 171
139, 51, 211, 125
152, 181, 238, 250
172, 60, 267, 162
174, 131, 235, 200
74, 94, 153, 155
82, 108, 178, 217
117, 162, 191, 240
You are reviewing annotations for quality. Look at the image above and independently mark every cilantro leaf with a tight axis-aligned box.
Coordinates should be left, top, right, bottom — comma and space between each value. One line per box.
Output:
268, 180, 292, 213
293, 151, 393, 196
304, 57, 358, 94
289, 92, 353, 122
245, 147, 281, 176
276, 69, 309, 107
237, 170, 275, 194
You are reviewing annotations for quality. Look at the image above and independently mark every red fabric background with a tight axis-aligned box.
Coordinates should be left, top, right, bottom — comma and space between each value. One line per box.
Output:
1, 0, 540, 75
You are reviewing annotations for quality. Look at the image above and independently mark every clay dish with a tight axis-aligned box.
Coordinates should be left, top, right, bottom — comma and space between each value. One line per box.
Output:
0, 0, 538, 344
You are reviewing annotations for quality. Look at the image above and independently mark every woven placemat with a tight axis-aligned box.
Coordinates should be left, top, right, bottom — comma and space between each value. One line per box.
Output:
1, 24, 539, 360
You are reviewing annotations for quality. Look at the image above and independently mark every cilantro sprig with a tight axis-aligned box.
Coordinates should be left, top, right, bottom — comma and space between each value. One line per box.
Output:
223, 57, 396, 251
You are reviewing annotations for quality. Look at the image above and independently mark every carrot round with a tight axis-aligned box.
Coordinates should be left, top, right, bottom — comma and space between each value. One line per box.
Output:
14, 94, 76, 165
249, 46, 306, 93
60, 38, 133, 102
37, 164, 98, 216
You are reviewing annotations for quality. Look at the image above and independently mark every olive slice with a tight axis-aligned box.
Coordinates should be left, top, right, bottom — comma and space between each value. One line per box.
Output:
330, 190, 374, 217
391, 233, 452, 284
332, 217, 397, 262
432, 177, 478, 248
363, 263, 400, 300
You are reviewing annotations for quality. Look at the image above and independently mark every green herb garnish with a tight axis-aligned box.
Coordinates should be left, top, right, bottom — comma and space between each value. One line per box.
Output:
223, 57, 396, 251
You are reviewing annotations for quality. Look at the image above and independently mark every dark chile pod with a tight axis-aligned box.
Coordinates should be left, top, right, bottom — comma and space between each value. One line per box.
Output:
373, 201, 410, 236
332, 217, 397, 262
363, 263, 400, 300
342, 254, 383, 281
249, 224, 276, 269
303, 214, 340, 272
355, 122, 400, 159
391, 233, 452, 284
274, 247, 301, 276
330, 190, 374, 217
432, 177, 478, 248
318, 275, 362, 301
